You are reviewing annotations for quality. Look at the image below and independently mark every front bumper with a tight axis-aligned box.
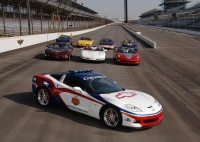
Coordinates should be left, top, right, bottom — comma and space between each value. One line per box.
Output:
77, 43, 92, 47
121, 109, 163, 128
116, 58, 140, 65
45, 53, 69, 59
81, 56, 105, 61
100, 45, 114, 49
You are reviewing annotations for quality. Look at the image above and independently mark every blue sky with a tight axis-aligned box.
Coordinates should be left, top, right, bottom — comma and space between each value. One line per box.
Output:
79, 0, 200, 19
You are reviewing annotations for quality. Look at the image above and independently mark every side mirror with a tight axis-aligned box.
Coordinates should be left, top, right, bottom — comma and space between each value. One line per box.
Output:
73, 87, 83, 93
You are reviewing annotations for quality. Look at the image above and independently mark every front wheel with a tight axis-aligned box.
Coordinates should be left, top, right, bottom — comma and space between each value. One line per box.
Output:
37, 87, 51, 106
101, 106, 122, 128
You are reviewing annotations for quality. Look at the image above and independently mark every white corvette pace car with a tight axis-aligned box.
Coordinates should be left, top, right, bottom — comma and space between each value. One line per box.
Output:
80, 45, 107, 61
32, 69, 163, 128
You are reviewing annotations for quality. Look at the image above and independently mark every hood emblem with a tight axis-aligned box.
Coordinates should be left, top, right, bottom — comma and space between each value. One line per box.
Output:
116, 92, 137, 99
72, 96, 80, 106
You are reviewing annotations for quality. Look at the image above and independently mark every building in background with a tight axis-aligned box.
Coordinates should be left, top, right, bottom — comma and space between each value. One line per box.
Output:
159, 0, 191, 11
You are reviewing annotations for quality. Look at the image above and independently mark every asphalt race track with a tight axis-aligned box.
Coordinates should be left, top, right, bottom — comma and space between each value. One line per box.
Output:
0, 24, 199, 142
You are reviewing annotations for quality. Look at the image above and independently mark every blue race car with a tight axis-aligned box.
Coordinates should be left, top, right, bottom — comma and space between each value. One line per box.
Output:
99, 38, 114, 49
121, 39, 137, 50
56, 35, 72, 45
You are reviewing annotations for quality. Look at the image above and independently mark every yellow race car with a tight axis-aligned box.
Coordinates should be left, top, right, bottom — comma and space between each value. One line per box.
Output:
77, 37, 94, 47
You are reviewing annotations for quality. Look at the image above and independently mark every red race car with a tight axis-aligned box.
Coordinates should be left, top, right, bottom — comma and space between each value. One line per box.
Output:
113, 47, 140, 65
44, 42, 73, 60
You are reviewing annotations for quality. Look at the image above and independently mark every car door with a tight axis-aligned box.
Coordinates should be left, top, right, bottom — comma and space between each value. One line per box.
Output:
57, 76, 93, 115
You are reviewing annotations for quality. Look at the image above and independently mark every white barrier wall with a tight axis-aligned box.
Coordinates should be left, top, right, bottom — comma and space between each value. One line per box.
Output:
0, 25, 107, 54
145, 25, 200, 36
123, 25, 156, 48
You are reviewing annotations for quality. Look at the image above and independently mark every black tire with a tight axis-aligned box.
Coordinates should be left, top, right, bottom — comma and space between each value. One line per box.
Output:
100, 106, 122, 128
114, 58, 118, 64
44, 56, 49, 60
36, 87, 51, 107
113, 55, 115, 60
80, 58, 84, 62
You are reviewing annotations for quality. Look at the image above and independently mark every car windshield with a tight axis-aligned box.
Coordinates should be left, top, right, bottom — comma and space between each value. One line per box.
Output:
59, 35, 70, 39
117, 47, 137, 54
83, 76, 123, 94
123, 40, 134, 43
101, 39, 112, 42
80, 37, 92, 41
48, 43, 69, 49
83, 46, 104, 51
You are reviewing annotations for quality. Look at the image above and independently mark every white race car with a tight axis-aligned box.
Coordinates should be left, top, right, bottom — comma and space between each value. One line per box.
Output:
80, 46, 107, 61
32, 69, 163, 128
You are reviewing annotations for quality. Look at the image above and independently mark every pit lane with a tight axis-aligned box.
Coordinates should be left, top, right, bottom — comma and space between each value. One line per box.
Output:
0, 24, 199, 142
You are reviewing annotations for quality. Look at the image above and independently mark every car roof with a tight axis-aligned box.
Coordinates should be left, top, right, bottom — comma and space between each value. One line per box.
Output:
59, 35, 69, 37
51, 42, 70, 45
66, 69, 103, 79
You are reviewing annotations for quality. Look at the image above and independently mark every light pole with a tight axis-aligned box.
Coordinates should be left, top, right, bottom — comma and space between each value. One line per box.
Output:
124, 0, 128, 23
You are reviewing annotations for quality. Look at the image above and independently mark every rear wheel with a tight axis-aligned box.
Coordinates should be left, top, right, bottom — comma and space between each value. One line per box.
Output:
101, 106, 122, 128
37, 87, 51, 106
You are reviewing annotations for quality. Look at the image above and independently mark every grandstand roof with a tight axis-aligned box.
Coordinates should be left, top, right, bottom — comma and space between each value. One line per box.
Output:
159, 0, 190, 6
139, 9, 162, 18
0, 0, 98, 17
187, 2, 200, 10
165, 6, 185, 13
159, 0, 191, 11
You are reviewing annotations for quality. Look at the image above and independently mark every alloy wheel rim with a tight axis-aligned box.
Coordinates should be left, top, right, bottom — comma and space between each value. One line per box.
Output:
38, 89, 49, 106
104, 108, 119, 127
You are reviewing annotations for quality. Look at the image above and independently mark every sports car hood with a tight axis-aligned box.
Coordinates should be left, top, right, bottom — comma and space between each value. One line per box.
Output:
81, 50, 105, 58
100, 90, 154, 108
46, 48, 68, 53
118, 53, 138, 59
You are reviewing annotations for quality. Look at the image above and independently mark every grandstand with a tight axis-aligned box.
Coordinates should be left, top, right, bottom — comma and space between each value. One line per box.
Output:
159, 0, 190, 11
0, 0, 112, 36
139, 1, 200, 30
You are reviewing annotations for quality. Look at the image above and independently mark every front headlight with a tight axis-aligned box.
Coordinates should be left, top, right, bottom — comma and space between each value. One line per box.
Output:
125, 104, 143, 112
117, 55, 121, 58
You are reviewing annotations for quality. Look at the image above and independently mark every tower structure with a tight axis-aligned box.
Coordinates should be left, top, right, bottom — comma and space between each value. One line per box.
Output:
159, 0, 190, 11
124, 0, 128, 23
